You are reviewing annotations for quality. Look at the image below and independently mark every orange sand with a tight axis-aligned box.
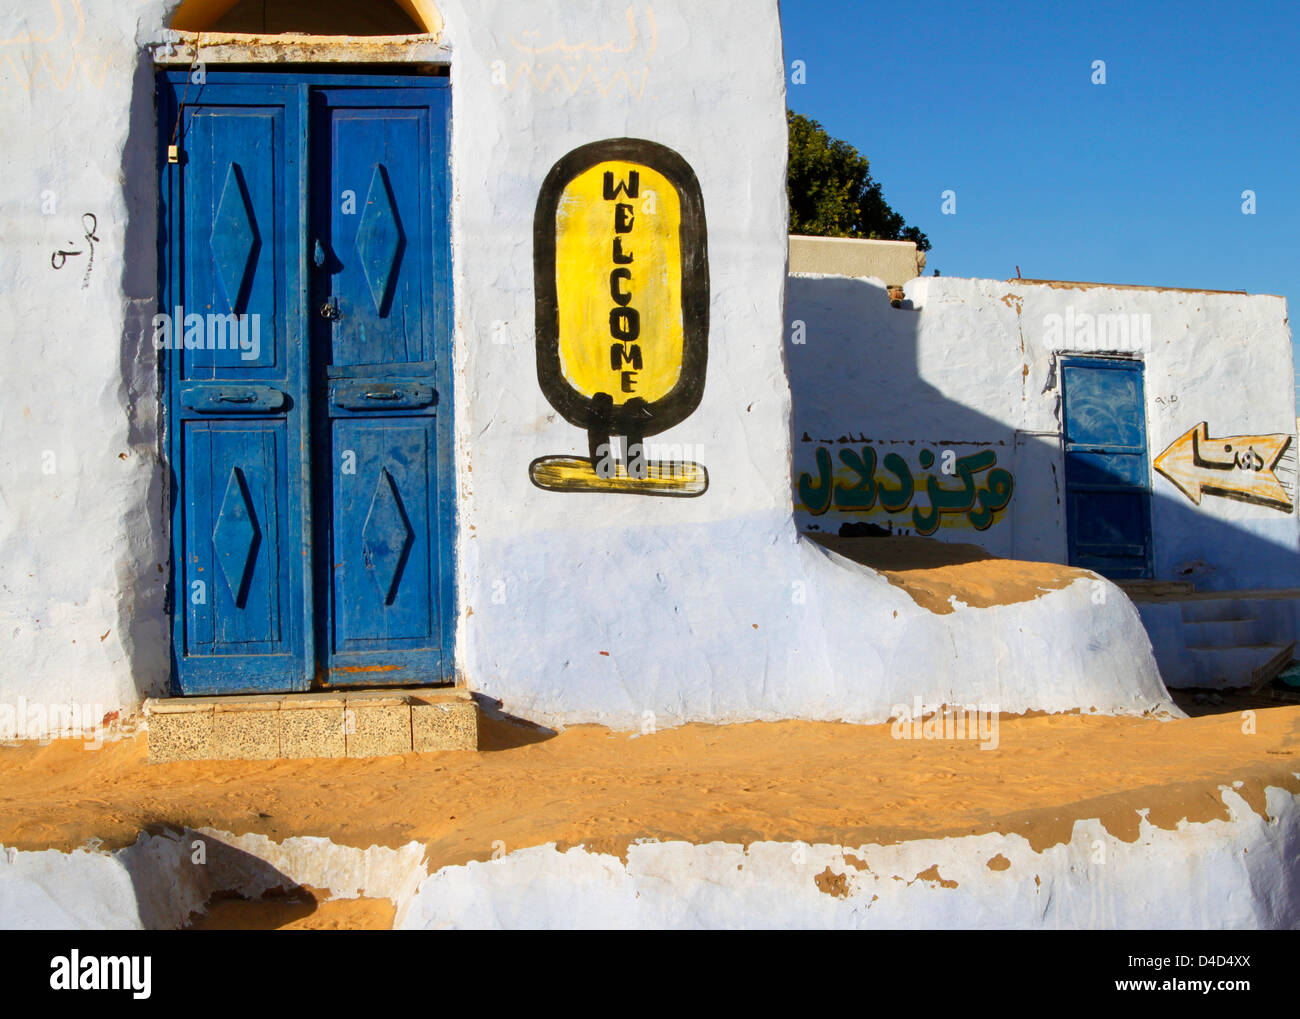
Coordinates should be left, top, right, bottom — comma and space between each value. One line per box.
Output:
185, 888, 395, 931
805, 535, 1092, 614
1, 709, 1297, 874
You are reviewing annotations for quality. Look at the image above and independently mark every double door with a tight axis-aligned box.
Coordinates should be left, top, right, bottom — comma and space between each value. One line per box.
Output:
159, 72, 454, 694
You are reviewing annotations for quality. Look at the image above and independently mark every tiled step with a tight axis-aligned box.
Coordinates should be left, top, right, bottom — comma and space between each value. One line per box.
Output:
1180, 600, 1252, 623
145, 687, 477, 763
1184, 644, 1294, 690
1181, 617, 1268, 648
1117, 580, 1195, 600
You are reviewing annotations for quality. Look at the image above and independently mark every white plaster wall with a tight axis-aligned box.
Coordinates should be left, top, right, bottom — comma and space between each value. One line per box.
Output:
438, 3, 1169, 727
787, 274, 1299, 590
0, 827, 429, 929
5, 783, 1298, 929
0, 0, 1171, 728
0, 2, 172, 723
400, 785, 1300, 929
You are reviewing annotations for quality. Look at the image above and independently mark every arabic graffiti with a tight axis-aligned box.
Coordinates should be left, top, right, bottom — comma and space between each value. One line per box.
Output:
797, 445, 1015, 535
1154, 421, 1296, 512
49, 212, 98, 288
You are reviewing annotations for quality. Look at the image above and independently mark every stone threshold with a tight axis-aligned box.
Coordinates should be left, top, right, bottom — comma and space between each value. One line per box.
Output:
145, 687, 477, 763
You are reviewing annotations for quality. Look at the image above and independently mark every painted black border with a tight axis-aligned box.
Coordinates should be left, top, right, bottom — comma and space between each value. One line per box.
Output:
533, 138, 709, 437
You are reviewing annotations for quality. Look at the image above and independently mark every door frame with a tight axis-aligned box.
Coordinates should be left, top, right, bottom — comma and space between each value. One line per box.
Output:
157, 68, 457, 695
1058, 353, 1155, 580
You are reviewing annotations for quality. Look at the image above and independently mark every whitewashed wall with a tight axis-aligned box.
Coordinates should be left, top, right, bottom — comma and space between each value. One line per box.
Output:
0, 1, 1170, 731
0, 1, 169, 725
6, 781, 1300, 928
788, 275, 1299, 591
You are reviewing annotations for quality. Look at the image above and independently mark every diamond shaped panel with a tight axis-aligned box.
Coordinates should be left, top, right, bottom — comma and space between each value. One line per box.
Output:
355, 164, 403, 314
212, 467, 259, 603
211, 162, 259, 313
361, 468, 413, 604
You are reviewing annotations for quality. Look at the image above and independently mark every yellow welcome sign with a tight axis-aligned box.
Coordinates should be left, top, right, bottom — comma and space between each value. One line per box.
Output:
531, 139, 709, 496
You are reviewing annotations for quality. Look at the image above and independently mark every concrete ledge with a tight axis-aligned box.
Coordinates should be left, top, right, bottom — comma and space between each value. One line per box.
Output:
145, 689, 477, 763
788, 234, 924, 286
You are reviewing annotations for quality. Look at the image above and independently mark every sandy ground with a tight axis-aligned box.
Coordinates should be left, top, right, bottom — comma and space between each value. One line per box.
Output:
2, 708, 1298, 927
185, 888, 396, 931
2, 709, 1298, 866
805, 535, 1093, 613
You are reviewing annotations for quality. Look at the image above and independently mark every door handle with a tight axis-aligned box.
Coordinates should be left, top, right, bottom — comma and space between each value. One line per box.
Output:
320, 297, 340, 320
330, 381, 435, 410
180, 385, 287, 412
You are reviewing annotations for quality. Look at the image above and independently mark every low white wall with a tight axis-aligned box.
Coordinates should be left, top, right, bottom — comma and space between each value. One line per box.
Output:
787, 275, 1299, 590
464, 532, 1168, 729
402, 785, 1300, 928
6, 782, 1297, 929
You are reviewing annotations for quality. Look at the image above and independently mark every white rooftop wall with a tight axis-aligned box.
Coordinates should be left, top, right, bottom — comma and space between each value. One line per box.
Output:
788, 275, 1299, 590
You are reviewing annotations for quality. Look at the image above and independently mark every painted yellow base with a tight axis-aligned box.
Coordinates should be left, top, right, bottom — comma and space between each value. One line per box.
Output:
529, 455, 707, 496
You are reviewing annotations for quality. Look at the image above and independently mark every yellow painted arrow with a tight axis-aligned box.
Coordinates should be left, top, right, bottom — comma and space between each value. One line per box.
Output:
1153, 421, 1294, 512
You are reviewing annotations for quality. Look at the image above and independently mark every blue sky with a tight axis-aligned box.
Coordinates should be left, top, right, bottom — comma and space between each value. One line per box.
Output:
778, 0, 1300, 408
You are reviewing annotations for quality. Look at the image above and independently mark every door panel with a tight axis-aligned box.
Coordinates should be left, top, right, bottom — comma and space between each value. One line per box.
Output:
183, 421, 289, 654
331, 419, 440, 658
321, 96, 438, 368
181, 102, 287, 375
1061, 358, 1153, 579
163, 79, 310, 694
311, 86, 453, 687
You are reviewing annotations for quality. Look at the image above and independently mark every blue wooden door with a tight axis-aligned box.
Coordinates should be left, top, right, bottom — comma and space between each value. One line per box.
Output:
310, 87, 454, 687
160, 73, 453, 695
1061, 357, 1154, 579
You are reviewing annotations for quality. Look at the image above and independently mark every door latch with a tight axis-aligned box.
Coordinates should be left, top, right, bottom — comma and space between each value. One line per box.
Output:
320, 296, 340, 320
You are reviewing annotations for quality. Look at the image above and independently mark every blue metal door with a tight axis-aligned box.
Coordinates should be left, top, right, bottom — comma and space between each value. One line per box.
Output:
1061, 356, 1154, 579
160, 72, 454, 695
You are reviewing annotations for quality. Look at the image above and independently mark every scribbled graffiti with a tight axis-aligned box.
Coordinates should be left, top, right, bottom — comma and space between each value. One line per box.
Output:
1154, 422, 1296, 512
496, 6, 658, 98
48, 211, 97, 288
530, 138, 709, 497
797, 444, 1014, 535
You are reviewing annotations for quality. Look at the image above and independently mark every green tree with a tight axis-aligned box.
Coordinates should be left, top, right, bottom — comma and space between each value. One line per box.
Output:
787, 110, 930, 251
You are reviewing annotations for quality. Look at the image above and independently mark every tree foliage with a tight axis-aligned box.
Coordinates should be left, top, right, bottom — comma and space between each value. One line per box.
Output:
787, 110, 930, 251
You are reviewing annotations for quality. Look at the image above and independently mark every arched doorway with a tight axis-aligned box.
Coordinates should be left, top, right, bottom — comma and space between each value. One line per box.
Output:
168, 0, 442, 36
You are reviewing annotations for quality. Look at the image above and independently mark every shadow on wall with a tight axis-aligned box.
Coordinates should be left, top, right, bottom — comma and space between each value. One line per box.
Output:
784, 275, 1300, 591
121, 52, 171, 702
1147, 491, 1300, 591
122, 823, 314, 930
785, 275, 1029, 558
